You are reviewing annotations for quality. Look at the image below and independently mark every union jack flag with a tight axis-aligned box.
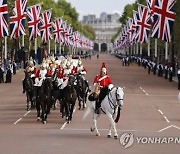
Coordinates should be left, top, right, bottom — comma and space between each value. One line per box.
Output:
39, 10, 52, 42
10, 0, 27, 39
0, 0, 8, 38
131, 10, 138, 43
27, 4, 42, 41
151, 0, 176, 42
136, 4, 151, 43
146, 0, 156, 23
62, 21, 68, 46
52, 18, 64, 44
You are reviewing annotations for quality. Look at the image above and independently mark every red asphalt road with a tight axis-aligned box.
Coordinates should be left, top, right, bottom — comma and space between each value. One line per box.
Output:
0, 54, 180, 154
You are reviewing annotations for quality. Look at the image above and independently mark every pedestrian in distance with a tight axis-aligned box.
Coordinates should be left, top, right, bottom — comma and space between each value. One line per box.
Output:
177, 67, 180, 90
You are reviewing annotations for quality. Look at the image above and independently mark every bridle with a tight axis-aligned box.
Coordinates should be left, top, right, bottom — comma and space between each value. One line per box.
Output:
108, 87, 123, 110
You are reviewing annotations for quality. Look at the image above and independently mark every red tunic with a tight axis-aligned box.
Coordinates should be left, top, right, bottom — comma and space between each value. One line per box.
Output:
46, 69, 52, 77
57, 69, 64, 79
93, 75, 112, 89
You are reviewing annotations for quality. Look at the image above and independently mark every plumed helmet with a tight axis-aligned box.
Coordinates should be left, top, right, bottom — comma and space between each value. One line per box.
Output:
29, 60, 34, 66
41, 63, 46, 68
100, 62, 107, 75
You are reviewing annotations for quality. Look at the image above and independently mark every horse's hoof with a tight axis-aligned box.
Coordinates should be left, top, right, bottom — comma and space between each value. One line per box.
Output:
37, 117, 41, 121
114, 136, 118, 139
96, 133, 100, 136
90, 127, 95, 132
43, 121, 47, 124
107, 135, 111, 138
27, 108, 30, 111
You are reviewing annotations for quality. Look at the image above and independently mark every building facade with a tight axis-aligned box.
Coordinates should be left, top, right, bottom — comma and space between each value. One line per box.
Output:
82, 12, 121, 52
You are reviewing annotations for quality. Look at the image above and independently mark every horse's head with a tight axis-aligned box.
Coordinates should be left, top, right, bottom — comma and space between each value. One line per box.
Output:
67, 75, 75, 87
114, 87, 124, 106
75, 74, 83, 87
43, 78, 53, 92
24, 75, 34, 92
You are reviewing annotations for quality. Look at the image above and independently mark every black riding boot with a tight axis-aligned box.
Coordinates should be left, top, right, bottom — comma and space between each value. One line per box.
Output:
95, 100, 101, 114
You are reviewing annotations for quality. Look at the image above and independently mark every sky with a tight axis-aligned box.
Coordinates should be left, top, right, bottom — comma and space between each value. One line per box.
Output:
65, 0, 135, 20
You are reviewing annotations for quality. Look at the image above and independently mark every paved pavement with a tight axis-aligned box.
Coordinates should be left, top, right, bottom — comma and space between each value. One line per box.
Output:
0, 53, 180, 154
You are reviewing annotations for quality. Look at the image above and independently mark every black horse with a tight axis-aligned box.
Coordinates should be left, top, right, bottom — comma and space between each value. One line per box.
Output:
36, 77, 53, 124
61, 75, 77, 123
23, 72, 35, 111
75, 74, 90, 110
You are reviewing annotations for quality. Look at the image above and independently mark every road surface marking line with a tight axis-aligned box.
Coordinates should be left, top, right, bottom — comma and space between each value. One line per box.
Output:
158, 109, 163, 115
24, 111, 31, 116
14, 118, 22, 125
164, 116, 170, 123
60, 107, 77, 130
158, 125, 173, 132
172, 125, 180, 130
60, 122, 67, 130
139, 87, 149, 96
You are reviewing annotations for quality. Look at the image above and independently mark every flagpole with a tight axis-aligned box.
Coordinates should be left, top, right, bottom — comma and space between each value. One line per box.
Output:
136, 44, 138, 55
140, 43, 142, 56
148, 39, 150, 57
59, 43, 61, 55
165, 42, 168, 61
48, 40, 50, 55
4, 37, 7, 59
54, 43, 57, 56
35, 38, 37, 62
155, 39, 157, 58
22, 35, 24, 47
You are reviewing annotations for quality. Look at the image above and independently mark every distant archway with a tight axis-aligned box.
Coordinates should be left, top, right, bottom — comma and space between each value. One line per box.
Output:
101, 43, 107, 52
94, 43, 99, 51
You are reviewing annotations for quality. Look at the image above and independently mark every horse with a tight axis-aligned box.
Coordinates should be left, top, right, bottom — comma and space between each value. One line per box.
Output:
36, 77, 53, 124
84, 86, 124, 139
61, 75, 77, 123
23, 72, 35, 111
75, 74, 90, 110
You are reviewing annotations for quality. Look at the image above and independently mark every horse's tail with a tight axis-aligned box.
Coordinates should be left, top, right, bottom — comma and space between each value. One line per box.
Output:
114, 106, 121, 123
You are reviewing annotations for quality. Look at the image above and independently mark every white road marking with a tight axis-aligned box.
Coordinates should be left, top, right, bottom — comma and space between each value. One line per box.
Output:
60, 107, 77, 130
60, 122, 67, 130
139, 87, 149, 96
158, 109, 163, 115
164, 116, 170, 123
158, 125, 180, 132
158, 125, 173, 132
157, 109, 170, 123
14, 118, 22, 125
23, 111, 31, 116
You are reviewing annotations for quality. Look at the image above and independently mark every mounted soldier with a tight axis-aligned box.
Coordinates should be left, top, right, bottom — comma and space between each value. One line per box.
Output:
75, 57, 90, 89
34, 63, 47, 87
93, 62, 113, 114
22, 57, 37, 93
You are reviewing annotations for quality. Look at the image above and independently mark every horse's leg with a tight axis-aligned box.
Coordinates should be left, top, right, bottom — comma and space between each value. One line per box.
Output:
41, 101, 46, 124
106, 112, 118, 139
26, 93, 30, 111
107, 125, 112, 138
91, 112, 100, 136
69, 103, 75, 122
64, 101, 70, 121
36, 99, 41, 121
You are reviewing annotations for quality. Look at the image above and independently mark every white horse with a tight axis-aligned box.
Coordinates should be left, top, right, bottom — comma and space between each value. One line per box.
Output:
84, 86, 124, 139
